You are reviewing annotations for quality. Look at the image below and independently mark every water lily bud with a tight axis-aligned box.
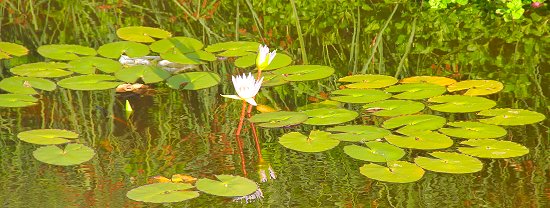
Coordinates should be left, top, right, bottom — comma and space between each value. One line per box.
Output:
255, 45, 276, 71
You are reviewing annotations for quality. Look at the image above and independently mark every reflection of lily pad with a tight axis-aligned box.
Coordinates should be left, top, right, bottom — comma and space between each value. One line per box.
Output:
382, 114, 446, 134
278, 130, 340, 152
68, 57, 122, 74
362, 100, 425, 117
447, 80, 503, 96
428, 95, 496, 113
115, 65, 171, 84
116, 26, 172, 43
458, 139, 529, 158
303, 108, 358, 125
57, 75, 123, 90
37, 44, 96, 60
338, 74, 398, 89
234, 53, 293, 70
330, 89, 391, 104
385, 131, 454, 150
196, 175, 257, 197
477, 108, 546, 126
326, 125, 391, 142
150, 37, 204, 53
166, 72, 221, 90
0, 94, 38, 107
344, 142, 405, 162
10, 62, 72, 78
127, 183, 199, 203
439, 121, 507, 139
414, 152, 483, 174
400, 76, 456, 86
18, 129, 78, 145
204, 41, 260, 57
160, 50, 216, 64
249, 111, 308, 128
359, 161, 424, 183
0, 76, 56, 94
33, 143, 95, 166
0, 42, 29, 59
385, 83, 446, 100
97, 41, 150, 58
257, 72, 288, 87
273, 65, 334, 81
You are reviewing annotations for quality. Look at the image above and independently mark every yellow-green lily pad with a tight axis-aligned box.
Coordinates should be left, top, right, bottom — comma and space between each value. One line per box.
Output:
127, 183, 199, 203
400, 76, 457, 86
68, 57, 122, 74
362, 100, 425, 117
447, 80, 503, 96
385, 131, 454, 150
234, 53, 293, 71
414, 152, 483, 174
274, 65, 335, 81
303, 108, 358, 125
97, 41, 150, 58
0, 94, 38, 107
115, 65, 171, 84
150, 36, 204, 54
330, 89, 391, 104
428, 95, 496, 113
0, 42, 29, 59
166, 72, 221, 90
0, 76, 56, 94
160, 50, 216, 65
257, 72, 288, 87
344, 142, 405, 162
33, 143, 95, 166
37, 44, 96, 60
204, 41, 260, 57
326, 125, 391, 142
382, 114, 446, 134
338, 74, 398, 89
249, 111, 308, 128
439, 121, 507, 139
279, 130, 340, 152
116, 26, 171, 43
458, 139, 529, 158
196, 175, 257, 197
385, 83, 446, 100
477, 108, 546, 126
17, 129, 78, 145
10, 62, 72, 78
359, 161, 425, 183
57, 75, 123, 90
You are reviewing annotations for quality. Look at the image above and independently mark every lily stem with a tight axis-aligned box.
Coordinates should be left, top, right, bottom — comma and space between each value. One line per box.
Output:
236, 100, 247, 136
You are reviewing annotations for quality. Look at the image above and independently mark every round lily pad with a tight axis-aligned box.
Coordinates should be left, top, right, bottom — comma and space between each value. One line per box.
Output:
10, 62, 72, 78
385, 131, 454, 150
338, 74, 398, 89
343, 142, 405, 162
385, 83, 446, 100
160, 50, 216, 65
204, 41, 260, 57
326, 125, 391, 142
0, 76, 56, 94
37, 44, 96, 60
382, 114, 446, 135
234, 53, 293, 71
428, 95, 496, 113
439, 121, 507, 139
150, 37, 204, 54
447, 80, 504, 96
477, 108, 546, 126
196, 175, 257, 197
359, 161, 425, 183
362, 100, 425, 117
303, 108, 358, 125
97, 41, 150, 58
298, 100, 342, 111
68, 57, 122, 74
273, 65, 334, 81
127, 183, 199, 203
257, 72, 288, 87
0, 42, 29, 59
17, 129, 78, 145
166, 72, 221, 90
330, 89, 391, 104
115, 65, 171, 84
0, 94, 38, 107
116, 26, 172, 43
458, 139, 529, 158
414, 152, 483, 174
57, 74, 123, 90
32, 143, 95, 166
278, 130, 340, 152
400, 76, 457, 86
248, 111, 308, 128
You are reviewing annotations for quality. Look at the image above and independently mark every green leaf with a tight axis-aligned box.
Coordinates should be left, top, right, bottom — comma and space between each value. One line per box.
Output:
343, 142, 405, 162
298, 100, 342, 111
458, 139, 529, 158
0, 94, 38, 107
447, 80, 504, 96
196, 175, 257, 197
10, 62, 72, 78
359, 161, 425, 183
257, 72, 288, 87
115, 65, 171, 84
150, 37, 204, 53
116, 26, 172, 43
477, 108, 546, 126
166, 72, 221, 90
127, 183, 199, 203
382, 114, 446, 134
330, 89, 391, 104
273, 65, 334, 81
439, 121, 507, 139
97, 41, 150, 58
338, 74, 398, 89
0, 42, 29, 59
68, 57, 122, 74
278, 130, 340, 152
0, 76, 56, 94
428, 95, 496, 113
362, 100, 425, 117
248, 111, 308, 128
160, 50, 216, 65
326, 125, 391, 142
33, 144, 95, 166
385, 83, 446, 100
37, 44, 96, 60
57, 75, 123, 90
385, 131, 454, 150
400, 76, 456, 86
234, 53, 293, 71
204, 41, 260, 57
17, 129, 78, 145
414, 152, 483, 174
303, 108, 358, 125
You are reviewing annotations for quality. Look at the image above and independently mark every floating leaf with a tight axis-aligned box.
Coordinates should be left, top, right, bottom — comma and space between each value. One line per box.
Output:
166, 72, 221, 90
362, 100, 425, 117
115, 65, 171, 84
257, 72, 288, 87
298, 100, 342, 111
57, 75, 123, 90
97, 41, 150, 58
447, 80, 503, 96
116, 26, 171, 43
160, 50, 216, 65
439, 121, 507, 139
385, 83, 446, 100
0, 42, 29, 59
477, 108, 546, 126
68, 57, 122, 74
17, 129, 78, 145
458, 139, 529, 158
326, 125, 391, 142
33, 143, 95, 166
382, 114, 446, 134
249, 111, 308, 128
343, 142, 405, 162
10, 62, 72, 78
273, 65, 334, 81
385, 131, 454, 150
278, 130, 340, 152
400, 76, 456, 86
428, 95, 496, 113
359, 161, 424, 183
196, 175, 257, 197
127, 183, 199, 203
338, 74, 398, 89
37, 44, 96, 60
303, 108, 358, 125
0, 94, 38, 107
204, 41, 260, 57
150, 37, 204, 53
0, 76, 56, 94
234, 53, 293, 70
330, 89, 391, 104
414, 152, 483, 174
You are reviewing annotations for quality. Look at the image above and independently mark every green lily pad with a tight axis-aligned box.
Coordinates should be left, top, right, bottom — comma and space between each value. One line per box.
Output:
447, 80, 503, 96
0, 42, 29, 59
248, 111, 308, 128
477, 108, 546, 126
338, 74, 398, 89
0, 76, 56, 94
37, 44, 96, 60
0, 94, 38, 107
326, 125, 391, 142
400, 76, 457, 86
10, 62, 72, 78
17, 129, 78, 145
273, 65, 334, 81
166, 72, 221, 90
97, 41, 150, 58
428, 95, 496, 113
458, 139, 529, 158
150, 37, 204, 54
116, 26, 172, 43
32, 143, 95, 166
330, 89, 391, 104
127, 183, 199, 203
343, 142, 405, 162
115, 65, 171, 84
382, 114, 446, 135
362, 100, 425, 117
234, 53, 293, 71
196, 175, 257, 197
439, 121, 507, 139
257, 72, 288, 87
385, 131, 454, 150
298, 100, 342, 111
278, 130, 340, 152
160, 50, 216, 65
303, 108, 358, 125
57, 75, 123, 90
68, 57, 122, 74
385, 83, 446, 100
414, 152, 483, 174
204, 41, 260, 57
359, 161, 424, 183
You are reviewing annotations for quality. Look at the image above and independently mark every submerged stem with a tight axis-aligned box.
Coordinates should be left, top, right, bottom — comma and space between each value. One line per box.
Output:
236, 100, 247, 136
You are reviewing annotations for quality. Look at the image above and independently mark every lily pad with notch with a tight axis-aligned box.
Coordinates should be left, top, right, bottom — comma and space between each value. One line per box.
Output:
127, 182, 199, 203
196, 175, 257, 197
326, 125, 391, 142
0, 42, 29, 59
458, 139, 529, 158
0, 76, 56, 94
234, 53, 293, 70
330, 89, 391, 104
359, 161, 425, 183
302, 108, 358, 125
204, 41, 260, 57
0, 94, 38, 107
439, 121, 507, 139
32, 143, 95, 166
447, 80, 503, 96
477, 108, 546, 126
385, 131, 454, 150
160, 50, 216, 65
400, 76, 457, 86
17, 129, 78, 145
166, 72, 221, 90
414, 152, 483, 174
116, 26, 172, 43
344, 142, 405, 162
68, 57, 122, 74
428, 95, 496, 113
256, 72, 288, 87
248, 111, 308, 128
37, 44, 96, 60
97, 41, 150, 58
273, 65, 334, 81
338, 74, 398, 89
150, 36, 204, 54
278, 130, 340, 152
57, 75, 123, 90
362, 100, 425, 117
385, 83, 446, 100
298, 100, 342, 111
115, 65, 171, 84
10, 62, 72, 78
382, 114, 446, 134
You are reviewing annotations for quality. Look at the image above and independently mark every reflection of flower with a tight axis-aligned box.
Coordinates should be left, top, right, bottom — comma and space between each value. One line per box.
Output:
221, 73, 264, 106
258, 162, 277, 183
256, 45, 276, 71
233, 187, 264, 203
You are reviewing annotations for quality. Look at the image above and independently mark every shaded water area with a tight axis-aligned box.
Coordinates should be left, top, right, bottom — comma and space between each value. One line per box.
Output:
1, 1, 549, 207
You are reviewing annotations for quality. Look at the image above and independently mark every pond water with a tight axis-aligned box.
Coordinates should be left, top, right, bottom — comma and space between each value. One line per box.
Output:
1, 1, 549, 207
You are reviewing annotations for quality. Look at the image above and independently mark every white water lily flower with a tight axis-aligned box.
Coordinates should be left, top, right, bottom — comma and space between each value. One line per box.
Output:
221, 73, 264, 106
256, 45, 276, 71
